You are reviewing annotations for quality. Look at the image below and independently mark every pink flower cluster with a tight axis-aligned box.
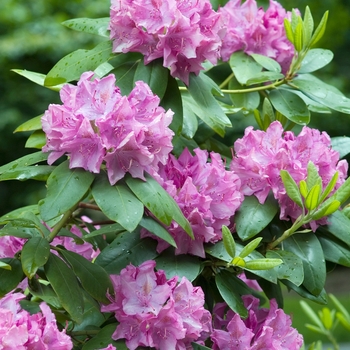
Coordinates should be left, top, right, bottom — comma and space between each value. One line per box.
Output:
211, 296, 303, 349
102, 260, 212, 350
230, 121, 348, 229
219, 0, 295, 72
0, 236, 25, 258
143, 148, 243, 257
109, 0, 223, 85
42, 71, 174, 185
0, 292, 72, 349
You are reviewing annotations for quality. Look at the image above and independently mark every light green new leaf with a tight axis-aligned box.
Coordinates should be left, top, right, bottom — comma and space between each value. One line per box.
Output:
320, 171, 338, 203
280, 170, 303, 208
0, 261, 11, 270
25, 130, 46, 149
14, 115, 42, 133
125, 173, 193, 238
306, 161, 321, 190
44, 253, 84, 323
21, 237, 50, 279
92, 173, 143, 232
244, 258, 282, 270
11, 69, 63, 91
222, 225, 236, 259
305, 184, 321, 211
299, 180, 308, 198
45, 40, 113, 86
62, 17, 110, 37
309, 11, 329, 47
238, 237, 262, 259
284, 18, 294, 44
302, 6, 314, 49
39, 160, 94, 221
269, 89, 310, 125
294, 19, 304, 52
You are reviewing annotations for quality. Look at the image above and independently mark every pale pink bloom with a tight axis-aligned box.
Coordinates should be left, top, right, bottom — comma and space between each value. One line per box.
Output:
143, 148, 243, 257
219, 0, 295, 72
0, 236, 25, 258
102, 260, 211, 349
42, 72, 174, 185
109, 0, 223, 84
211, 296, 303, 349
230, 121, 348, 230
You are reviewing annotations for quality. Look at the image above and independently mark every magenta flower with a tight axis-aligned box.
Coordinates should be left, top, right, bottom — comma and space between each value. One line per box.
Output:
211, 296, 303, 350
0, 292, 72, 349
109, 0, 223, 85
230, 121, 348, 230
42, 71, 174, 185
0, 236, 25, 258
142, 148, 243, 257
219, 0, 295, 72
102, 260, 211, 350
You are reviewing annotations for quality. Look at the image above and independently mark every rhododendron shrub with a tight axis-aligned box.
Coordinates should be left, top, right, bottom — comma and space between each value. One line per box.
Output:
3, 0, 350, 349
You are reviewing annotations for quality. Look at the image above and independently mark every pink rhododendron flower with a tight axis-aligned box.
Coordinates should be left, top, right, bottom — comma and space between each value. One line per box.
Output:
102, 260, 211, 350
42, 71, 174, 185
0, 292, 72, 349
0, 236, 26, 258
219, 0, 296, 72
230, 121, 348, 230
142, 148, 243, 257
109, 0, 224, 85
211, 296, 303, 349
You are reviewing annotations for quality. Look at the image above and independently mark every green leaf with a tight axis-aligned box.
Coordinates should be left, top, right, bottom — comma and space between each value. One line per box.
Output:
306, 161, 322, 190
246, 72, 284, 85
244, 258, 282, 270
92, 173, 143, 232
269, 89, 310, 125
309, 11, 329, 47
215, 270, 249, 317
112, 61, 138, 95
294, 19, 304, 52
0, 205, 39, 223
235, 195, 279, 241
284, 18, 294, 44
59, 249, 113, 304
302, 6, 314, 49
45, 40, 113, 86
191, 344, 212, 350
125, 173, 193, 238
232, 256, 246, 267
238, 237, 262, 258
82, 324, 123, 350
322, 210, 350, 246
11, 69, 63, 91
222, 225, 236, 258
95, 230, 158, 274
14, 115, 42, 133
299, 49, 333, 73
44, 253, 84, 323
39, 160, 94, 221
21, 237, 50, 279
182, 101, 198, 139
155, 250, 201, 282
25, 130, 46, 149
300, 300, 325, 330
319, 235, 350, 268
283, 233, 326, 296
305, 184, 321, 210
83, 223, 125, 239
280, 170, 303, 207
0, 258, 24, 297
299, 180, 308, 198
331, 136, 350, 159
229, 81, 260, 111
28, 278, 61, 309
266, 250, 304, 286
62, 17, 110, 37
187, 73, 231, 137
139, 217, 176, 248
0, 152, 48, 175
0, 165, 53, 182
0, 261, 11, 270
250, 53, 282, 73
205, 240, 233, 263
134, 58, 169, 99
320, 171, 338, 203
282, 279, 327, 304
229, 51, 262, 85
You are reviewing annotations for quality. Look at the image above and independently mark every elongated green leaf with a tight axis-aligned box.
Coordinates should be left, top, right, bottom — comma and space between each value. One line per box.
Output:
280, 170, 303, 207
205, 240, 232, 263
0, 223, 37, 238
244, 259, 282, 270
229, 51, 262, 85
0, 165, 54, 182
0, 205, 39, 223
238, 237, 262, 258
125, 173, 193, 238
82, 324, 123, 350
222, 225, 236, 259
0, 258, 24, 297
95, 230, 158, 274
83, 223, 125, 239
322, 210, 350, 246
25, 130, 46, 149
92, 173, 143, 232
21, 237, 50, 279
269, 89, 310, 125
39, 160, 94, 221
155, 250, 201, 282
309, 11, 329, 47
305, 184, 321, 211
28, 278, 61, 309
284, 18, 294, 44
306, 161, 321, 190
299, 180, 308, 198
112, 61, 138, 95
302, 6, 314, 48
215, 270, 249, 317
0, 261, 11, 270
14, 115, 42, 133
283, 233, 326, 296
139, 217, 176, 248
250, 53, 282, 73
294, 19, 303, 52
0, 152, 48, 175
282, 279, 327, 304
62, 17, 110, 37
45, 40, 113, 86
11, 69, 63, 91
44, 253, 84, 323
300, 300, 325, 330
266, 250, 304, 286
134, 58, 169, 99
299, 49, 333, 73
235, 195, 279, 241
246, 72, 284, 85
320, 171, 338, 203
59, 250, 113, 303
318, 236, 350, 267
187, 73, 231, 137
331, 136, 350, 159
